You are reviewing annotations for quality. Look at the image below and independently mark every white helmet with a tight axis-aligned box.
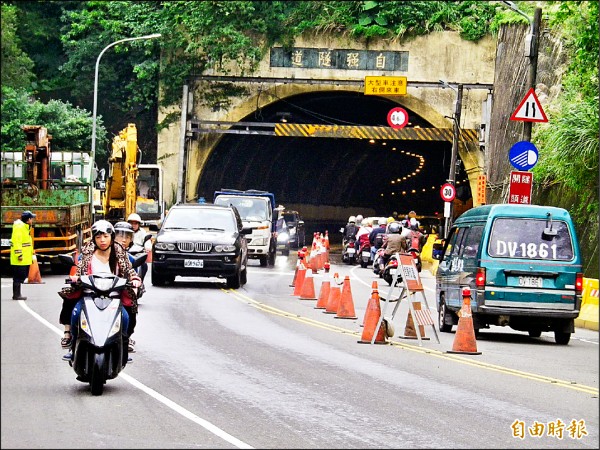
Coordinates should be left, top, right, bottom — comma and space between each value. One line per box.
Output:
127, 213, 142, 223
348, 216, 356, 223
356, 214, 363, 224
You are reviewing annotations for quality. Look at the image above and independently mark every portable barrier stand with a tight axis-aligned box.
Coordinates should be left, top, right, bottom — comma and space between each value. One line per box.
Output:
372, 252, 439, 346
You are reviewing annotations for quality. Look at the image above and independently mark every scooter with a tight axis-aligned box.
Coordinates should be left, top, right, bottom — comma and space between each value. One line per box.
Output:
341, 237, 357, 265
382, 247, 422, 286
372, 247, 386, 276
357, 236, 372, 268
128, 233, 153, 283
59, 253, 146, 396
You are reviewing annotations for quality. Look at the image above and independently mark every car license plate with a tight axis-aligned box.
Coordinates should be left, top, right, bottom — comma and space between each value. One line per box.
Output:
184, 259, 203, 268
519, 276, 542, 287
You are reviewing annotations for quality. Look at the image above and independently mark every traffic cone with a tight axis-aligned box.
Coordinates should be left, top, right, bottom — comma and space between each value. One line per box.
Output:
324, 230, 330, 262
447, 287, 482, 355
292, 262, 306, 296
358, 281, 388, 344
70, 250, 79, 277
315, 273, 331, 309
398, 298, 430, 340
299, 269, 317, 300
27, 255, 43, 284
289, 251, 305, 287
335, 275, 357, 319
324, 273, 342, 314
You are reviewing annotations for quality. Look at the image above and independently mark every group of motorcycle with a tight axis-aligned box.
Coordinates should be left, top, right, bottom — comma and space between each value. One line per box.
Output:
341, 227, 423, 287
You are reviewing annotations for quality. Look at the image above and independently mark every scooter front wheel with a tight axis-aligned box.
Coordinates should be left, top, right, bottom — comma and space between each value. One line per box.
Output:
90, 354, 106, 396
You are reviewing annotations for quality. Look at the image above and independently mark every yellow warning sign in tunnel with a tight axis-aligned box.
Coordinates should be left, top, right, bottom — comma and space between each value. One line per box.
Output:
274, 123, 478, 142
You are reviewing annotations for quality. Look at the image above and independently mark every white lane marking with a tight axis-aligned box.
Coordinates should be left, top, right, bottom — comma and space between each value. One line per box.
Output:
16, 300, 253, 449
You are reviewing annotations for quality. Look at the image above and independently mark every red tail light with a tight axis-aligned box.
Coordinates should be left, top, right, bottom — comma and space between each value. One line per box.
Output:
348, 241, 355, 248
476, 267, 486, 287
575, 272, 583, 294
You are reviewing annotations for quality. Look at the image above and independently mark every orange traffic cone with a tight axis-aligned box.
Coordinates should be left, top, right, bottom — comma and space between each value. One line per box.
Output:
358, 281, 388, 344
324, 273, 342, 314
315, 274, 331, 309
70, 250, 79, 277
447, 287, 481, 355
292, 262, 306, 296
27, 255, 43, 284
398, 298, 430, 340
299, 269, 317, 300
335, 275, 357, 319
289, 251, 305, 287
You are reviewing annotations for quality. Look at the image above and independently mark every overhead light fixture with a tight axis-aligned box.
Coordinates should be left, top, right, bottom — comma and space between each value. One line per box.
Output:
369, 139, 376, 144
276, 112, 291, 123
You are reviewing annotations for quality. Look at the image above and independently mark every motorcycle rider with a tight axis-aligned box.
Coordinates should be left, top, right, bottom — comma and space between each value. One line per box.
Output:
114, 221, 146, 353
127, 213, 149, 281
342, 216, 358, 242
59, 220, 141, 361
382, 221, 406, 264
407, 217, 427, 252
369, 218, 387, 261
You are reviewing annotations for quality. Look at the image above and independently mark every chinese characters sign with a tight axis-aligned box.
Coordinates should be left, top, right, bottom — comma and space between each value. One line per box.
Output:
365, 76, 407, 96
270, 47, 408, 72
508, 171, 533, 205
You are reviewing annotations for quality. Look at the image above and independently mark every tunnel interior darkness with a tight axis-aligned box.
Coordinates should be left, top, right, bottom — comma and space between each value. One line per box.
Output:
196, 91, 470, 216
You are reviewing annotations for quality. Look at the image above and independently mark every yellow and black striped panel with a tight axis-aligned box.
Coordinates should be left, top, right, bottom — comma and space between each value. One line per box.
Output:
275, 123, 478, 142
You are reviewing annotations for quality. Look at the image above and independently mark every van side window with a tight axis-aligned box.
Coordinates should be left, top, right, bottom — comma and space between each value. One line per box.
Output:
460, 226, 484, 259
443, 227, 466, 261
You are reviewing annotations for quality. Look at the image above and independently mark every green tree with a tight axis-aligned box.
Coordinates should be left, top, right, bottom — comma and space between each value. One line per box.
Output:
1, 3, 35, 89
1, 86, 107, 156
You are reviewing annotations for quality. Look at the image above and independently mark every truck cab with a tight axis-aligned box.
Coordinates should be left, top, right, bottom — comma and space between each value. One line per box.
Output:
214, 189, 276, 267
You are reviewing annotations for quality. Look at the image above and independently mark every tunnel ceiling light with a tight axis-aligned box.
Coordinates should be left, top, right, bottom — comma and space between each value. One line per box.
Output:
276, 112, 292, 122
369, 139, 376, 144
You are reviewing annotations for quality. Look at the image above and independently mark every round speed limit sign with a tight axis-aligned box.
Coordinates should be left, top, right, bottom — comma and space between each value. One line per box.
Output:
440, 183, 456, 202
387, 107, 409, 130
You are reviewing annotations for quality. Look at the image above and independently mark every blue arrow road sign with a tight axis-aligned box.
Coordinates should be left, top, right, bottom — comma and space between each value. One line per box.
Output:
509, 141, 539, 171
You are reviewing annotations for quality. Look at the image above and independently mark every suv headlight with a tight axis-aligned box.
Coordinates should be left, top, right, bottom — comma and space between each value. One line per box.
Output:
215, 244, 236, 252
155, 242, 176, 251
277, 232, 289, 243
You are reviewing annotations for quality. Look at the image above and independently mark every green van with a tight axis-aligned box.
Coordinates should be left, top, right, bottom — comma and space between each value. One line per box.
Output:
434, 204, 583, 345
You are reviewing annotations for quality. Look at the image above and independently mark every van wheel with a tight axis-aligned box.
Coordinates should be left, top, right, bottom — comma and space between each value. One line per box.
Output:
528, 330, 542, 338
554, 331, 571, 345
438, 295, 453, 332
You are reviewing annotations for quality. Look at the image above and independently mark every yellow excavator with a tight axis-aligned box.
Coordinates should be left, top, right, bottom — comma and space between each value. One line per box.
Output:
96, 123, 164, 228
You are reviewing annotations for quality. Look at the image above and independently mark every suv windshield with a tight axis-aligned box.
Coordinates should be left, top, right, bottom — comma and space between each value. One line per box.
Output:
164, 208, 236, 232
488, 218, 574, 261
283, 213, 297, 225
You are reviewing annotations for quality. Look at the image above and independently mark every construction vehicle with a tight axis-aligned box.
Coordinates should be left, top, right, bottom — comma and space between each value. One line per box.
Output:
213, 189, 277, 267
1, 125, 93, 273
94, 123, 164, 229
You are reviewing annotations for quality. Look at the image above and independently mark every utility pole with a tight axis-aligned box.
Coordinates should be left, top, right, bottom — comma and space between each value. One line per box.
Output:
445, 83, 463, 234
523, 7, 542, 142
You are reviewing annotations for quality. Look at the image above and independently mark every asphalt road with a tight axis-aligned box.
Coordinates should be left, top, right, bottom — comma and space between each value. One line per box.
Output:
1, 253, 598, 449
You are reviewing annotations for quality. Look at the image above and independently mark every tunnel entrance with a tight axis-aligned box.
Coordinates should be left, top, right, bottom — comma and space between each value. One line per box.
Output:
196, 91, 471, 217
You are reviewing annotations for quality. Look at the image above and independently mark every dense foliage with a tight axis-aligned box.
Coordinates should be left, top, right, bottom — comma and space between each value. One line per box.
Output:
533, 1, 599, 219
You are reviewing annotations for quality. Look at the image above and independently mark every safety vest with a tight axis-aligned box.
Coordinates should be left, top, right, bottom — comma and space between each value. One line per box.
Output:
10, 220, 34, 266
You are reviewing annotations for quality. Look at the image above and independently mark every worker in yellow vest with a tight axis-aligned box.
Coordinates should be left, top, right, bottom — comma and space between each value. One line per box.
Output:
10, 210, 36, 300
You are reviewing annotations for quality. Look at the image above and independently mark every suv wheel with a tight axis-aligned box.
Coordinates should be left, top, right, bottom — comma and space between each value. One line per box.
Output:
226, 269, 242, 289
152, 268, 166, 286
259, 255, 268, 267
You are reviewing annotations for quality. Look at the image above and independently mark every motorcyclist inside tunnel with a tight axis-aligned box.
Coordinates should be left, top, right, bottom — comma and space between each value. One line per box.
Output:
58, 220, 141, 361
382, 221, 407, 265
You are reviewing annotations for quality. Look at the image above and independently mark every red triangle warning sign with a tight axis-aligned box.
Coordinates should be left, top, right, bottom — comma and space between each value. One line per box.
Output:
510, 88, 548, 123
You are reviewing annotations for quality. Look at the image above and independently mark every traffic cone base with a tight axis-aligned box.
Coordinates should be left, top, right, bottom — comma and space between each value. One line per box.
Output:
27, 255, 44, 284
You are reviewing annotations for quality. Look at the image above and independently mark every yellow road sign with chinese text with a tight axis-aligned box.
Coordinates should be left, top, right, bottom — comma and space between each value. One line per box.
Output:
364, 76, 407, 96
